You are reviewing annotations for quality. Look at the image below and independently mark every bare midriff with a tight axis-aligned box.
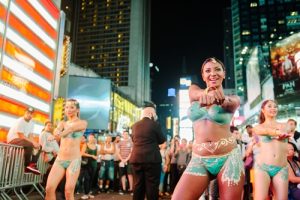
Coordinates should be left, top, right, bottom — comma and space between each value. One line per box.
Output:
192, 120, 237, 156
255, 139, 287, 167
57, 138, 81, 160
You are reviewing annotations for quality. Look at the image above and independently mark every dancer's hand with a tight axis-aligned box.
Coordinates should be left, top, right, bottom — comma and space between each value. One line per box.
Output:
277, 132, 291, 140
199, 89, 215, 107
209, 87, 225, 105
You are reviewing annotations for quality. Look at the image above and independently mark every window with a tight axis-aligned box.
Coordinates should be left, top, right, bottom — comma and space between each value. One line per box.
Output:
259, 0, 265, 5
250, 2, 258, 7
242, 30, 251, 35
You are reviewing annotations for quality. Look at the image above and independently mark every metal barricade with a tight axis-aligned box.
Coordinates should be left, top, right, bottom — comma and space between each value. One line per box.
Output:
0, 142, 49, 200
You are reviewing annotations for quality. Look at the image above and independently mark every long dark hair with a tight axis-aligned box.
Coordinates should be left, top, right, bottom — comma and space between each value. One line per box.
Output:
259, 99, 276, 124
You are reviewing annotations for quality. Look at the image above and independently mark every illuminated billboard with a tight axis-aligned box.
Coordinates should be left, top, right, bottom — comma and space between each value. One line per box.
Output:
246, 47, 262, 108
0, 0, 62, 140
111, 92, 140, 133
180, 77, 191, 89
178, 89, 193, 141
270, 32, 300, 98
68, 76, 111, 130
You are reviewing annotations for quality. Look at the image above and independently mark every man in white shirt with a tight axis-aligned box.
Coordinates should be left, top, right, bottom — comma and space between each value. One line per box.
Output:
7, 107, 41, 174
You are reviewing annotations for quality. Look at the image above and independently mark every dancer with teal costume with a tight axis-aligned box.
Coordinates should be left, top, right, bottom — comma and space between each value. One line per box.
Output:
45, 99, 88, 200
253, 99, 291, 200
172, 57, 244, 200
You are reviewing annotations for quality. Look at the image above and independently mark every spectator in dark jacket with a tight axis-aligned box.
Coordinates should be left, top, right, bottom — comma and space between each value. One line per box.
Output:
130, 104, 166, 200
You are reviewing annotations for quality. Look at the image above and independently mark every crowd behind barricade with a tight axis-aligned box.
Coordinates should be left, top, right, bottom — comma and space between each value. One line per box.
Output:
2, 106, 300, 200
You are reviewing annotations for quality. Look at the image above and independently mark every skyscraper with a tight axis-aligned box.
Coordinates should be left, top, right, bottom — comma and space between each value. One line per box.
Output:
223, 7, 235, 89
72, 0, 151, 106
231, 0, 300, 101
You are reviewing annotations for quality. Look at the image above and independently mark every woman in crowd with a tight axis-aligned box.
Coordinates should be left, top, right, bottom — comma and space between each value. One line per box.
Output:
80, 134, 98, 199
45, 99, 87, 200
172, 57, 244, 199
287, 142, 300, 199
253, 99, 290, 199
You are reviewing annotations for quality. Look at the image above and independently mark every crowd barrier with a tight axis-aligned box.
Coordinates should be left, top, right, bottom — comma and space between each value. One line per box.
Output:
0, 142, 49, 200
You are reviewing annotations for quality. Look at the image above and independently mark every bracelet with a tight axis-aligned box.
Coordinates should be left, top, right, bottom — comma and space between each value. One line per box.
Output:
274, 129, 279, 136
204, 87, 210, 95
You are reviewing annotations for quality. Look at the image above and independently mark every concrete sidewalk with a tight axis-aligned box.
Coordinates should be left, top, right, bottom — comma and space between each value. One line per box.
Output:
23, 191, 171, 200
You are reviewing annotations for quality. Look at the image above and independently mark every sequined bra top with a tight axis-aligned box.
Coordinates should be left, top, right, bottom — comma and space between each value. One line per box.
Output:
188, 102, 232, 125
63, 131, 83, 139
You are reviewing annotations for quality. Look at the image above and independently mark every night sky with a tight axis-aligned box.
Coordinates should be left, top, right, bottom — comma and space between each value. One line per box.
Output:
150, 0, 230, 104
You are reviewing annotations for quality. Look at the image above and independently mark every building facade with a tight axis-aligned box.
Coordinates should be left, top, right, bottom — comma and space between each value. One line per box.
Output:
230, 0, 300, 126
72, 0, 151, 106
231, 0, 300, 102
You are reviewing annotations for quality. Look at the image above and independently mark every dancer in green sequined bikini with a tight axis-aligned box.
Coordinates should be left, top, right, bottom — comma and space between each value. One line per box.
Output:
172, 57, 244, 200
45, 99, 87, 200
253, 100, 291, 200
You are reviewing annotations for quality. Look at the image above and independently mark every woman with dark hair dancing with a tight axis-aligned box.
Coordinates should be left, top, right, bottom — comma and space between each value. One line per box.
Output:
45, 99, 87, 200
172, 57, 244, 200
253, 99, 290, 200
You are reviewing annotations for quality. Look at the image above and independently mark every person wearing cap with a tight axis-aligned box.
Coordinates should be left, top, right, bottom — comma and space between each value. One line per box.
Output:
7, 107, 41, 175
130, 104, 166, 200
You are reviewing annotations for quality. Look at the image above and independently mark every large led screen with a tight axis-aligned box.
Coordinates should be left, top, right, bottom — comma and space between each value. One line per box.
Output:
68, 76, 111, 130
0, 0, 61, 140
270, 33, 300, 98
246, 47, 261, 107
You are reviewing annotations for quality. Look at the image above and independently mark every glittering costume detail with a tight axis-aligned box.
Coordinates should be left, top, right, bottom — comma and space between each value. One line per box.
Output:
184, 148, 244, 186
221, 147, 245, 186
255, 163, 288, 180
188, 102, 232, 125
54, 157, 81, 174
260, 136, 288, 143
261, 135, 273, 143
63, 131, 83, 139
193, 136, 236, 153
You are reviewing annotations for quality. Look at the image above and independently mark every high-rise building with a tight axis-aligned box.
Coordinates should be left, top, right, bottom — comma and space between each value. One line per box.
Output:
223, 7, 235, 89
231, 0, 300, 101
72, 0, 151, 106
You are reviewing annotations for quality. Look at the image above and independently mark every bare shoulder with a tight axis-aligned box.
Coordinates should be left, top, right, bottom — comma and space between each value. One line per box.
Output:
253, 123, 262, 130
79, 119, 88, 127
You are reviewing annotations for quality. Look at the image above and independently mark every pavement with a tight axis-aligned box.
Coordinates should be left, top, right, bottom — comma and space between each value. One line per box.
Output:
18, 191, 172, 200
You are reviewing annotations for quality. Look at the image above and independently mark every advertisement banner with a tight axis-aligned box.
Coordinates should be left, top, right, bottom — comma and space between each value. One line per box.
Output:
68, 76, 111, 130
0, 0, 61, 140
270, 33, 300, 98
